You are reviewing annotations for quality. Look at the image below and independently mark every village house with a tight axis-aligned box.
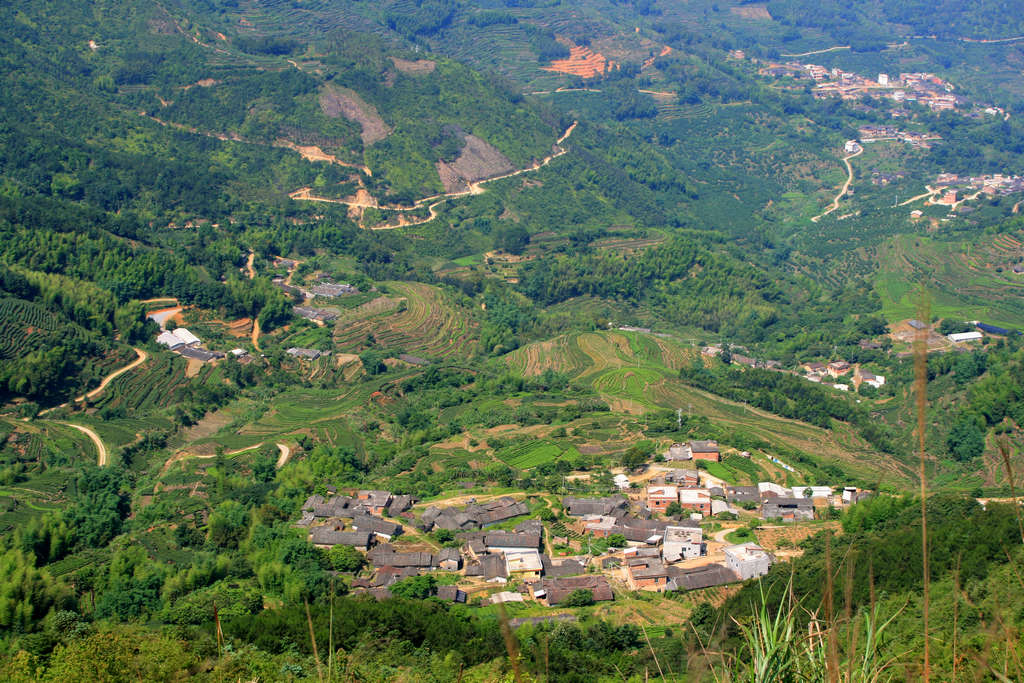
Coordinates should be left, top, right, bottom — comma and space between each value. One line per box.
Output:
287, 347, 323, 360
724, 543, 773, 580
309, 282, 357, 298
687, 440, 721, 462
827, 361, 851, 378
791, 486, 833, 505
660, 469, 700, 487
293, 306, 339, 324
673, 563, 739, 591
613, 473, 631, 490
356, 490, 393, 515
435, 585, 467, 603
678, 489, 712, 516
726, 485, 760, 506
437, 547, 462, 571
625, 557, 671, 591
349, 515, 402, 541
801, 361, 827, 374
664, 442, 691, 461
646, 485, 678, 513
762, 497, 815, 522
309, 527, 372, 549
757, 482, 790, 499
535, 575, 614, 606
562, 495, 628, 517
662, 526, 704, 562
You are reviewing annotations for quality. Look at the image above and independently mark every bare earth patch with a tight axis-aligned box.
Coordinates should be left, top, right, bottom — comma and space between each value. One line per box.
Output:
390, 56, 437, 74
436, 134, 515, 193
731, 4, 772, 19
319, 85, 390, 145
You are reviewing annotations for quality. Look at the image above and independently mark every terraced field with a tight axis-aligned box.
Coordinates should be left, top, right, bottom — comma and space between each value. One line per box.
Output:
332, 282, 478, 359
505, 330, 912, 485
91, 355, 219, 413
497, 440, 580, 469
875, 232, 1024, 328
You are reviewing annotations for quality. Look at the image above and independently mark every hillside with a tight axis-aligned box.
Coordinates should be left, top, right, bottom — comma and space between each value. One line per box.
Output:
3, 0, 1024, 680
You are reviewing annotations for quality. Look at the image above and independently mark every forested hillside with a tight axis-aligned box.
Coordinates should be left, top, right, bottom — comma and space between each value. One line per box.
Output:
3, 0, 1024, 679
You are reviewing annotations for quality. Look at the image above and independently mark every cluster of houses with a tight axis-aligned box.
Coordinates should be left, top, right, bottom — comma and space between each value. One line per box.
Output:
154, 326, 226, 363
933, 173, 1024, 202
563, 494, 773, 592
758, 62, 968, 111
801, 360, 885, 391
857, 125, 941, 149
293, 306, 339, 325
287, 347, 330, 361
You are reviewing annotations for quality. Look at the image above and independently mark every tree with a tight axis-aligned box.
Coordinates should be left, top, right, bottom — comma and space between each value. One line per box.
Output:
328, 545, 365, 573
947, 413, 986, 461
562, 589, 594, 607
665, 501, 683, 517
390, 574, 437, 600
606, 533, 627, 548
206, 500, 249, 549
494, 224, 529, 255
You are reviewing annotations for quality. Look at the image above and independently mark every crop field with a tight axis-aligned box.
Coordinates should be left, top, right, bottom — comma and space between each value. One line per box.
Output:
504, 330, 912, 485
90, 354, 220, 414
874, 232, 1024, 328
333, 282, 478, 359
497, 440, 580, 469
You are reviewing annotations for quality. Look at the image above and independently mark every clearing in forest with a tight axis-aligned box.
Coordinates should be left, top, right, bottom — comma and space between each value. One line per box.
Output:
319, 85, 390, 145
542, 43, 617, 78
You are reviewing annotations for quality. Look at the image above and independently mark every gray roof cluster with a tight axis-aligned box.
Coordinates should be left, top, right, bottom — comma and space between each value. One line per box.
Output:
562, 495, 628, 517
419, 497, 529, 532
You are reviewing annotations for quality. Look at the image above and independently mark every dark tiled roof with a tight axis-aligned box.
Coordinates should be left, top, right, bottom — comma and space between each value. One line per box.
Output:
673, 564, 739, 590
540, 576, 614, 604
309, 528, 371, 548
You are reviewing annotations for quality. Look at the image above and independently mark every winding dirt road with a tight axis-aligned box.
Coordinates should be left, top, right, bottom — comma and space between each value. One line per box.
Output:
63, 423, 108, 466
39, 348, 149, 416
291, 121, 578, 229
811, 146, 863, 222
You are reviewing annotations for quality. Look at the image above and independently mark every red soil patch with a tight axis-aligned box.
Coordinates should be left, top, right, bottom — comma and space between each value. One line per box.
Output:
642, 45, 672, 70
542, 43, 618, 79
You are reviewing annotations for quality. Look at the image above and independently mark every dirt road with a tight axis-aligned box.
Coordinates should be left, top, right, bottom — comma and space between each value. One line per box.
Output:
811, 146, 863, 222
246, 251, 255, 279
292, 121, 579, 229
39, 348, 148, 415
275, 443, 291, 468
63, 423, 108, 466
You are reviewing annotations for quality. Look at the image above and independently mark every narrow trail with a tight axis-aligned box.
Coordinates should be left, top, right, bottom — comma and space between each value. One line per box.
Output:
143, 114, 371, 175
251, 317, 261, 351
898, 185, 940, 206
292, 121, 578, 230
811, 146, 863, 223
780, 45, 850, 57
62, 423, 108, 466
158, 442, 290, 482
39, 348, 148, 415
246, 251, 255, 279
1014, 200, 1022, 214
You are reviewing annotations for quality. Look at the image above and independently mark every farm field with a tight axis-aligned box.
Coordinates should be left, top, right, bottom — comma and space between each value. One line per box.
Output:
505, 330, 913, 485
874, 232, 1024, 328
332, 282, 479, 360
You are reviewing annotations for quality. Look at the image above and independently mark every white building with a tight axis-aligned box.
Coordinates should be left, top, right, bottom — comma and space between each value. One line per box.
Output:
758, 482, 789, 498
724, 543, 773, 580
156, 331, 184, 349
613, 474, 631, 490
948, 331, 983, 343
844, 140, 861, 154
662, 526, 703, 563
877, 73, 889, 86
171, 327, 201, 347
791, 485, 833, 500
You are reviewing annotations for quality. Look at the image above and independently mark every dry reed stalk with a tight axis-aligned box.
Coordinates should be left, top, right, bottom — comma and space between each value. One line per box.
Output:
640, 623, 667, 681
825, 532, 839, 682
495, 603, 523, 683
997, 438, 1024, 545
305, 599, 324, 683
913, 296, 931, 681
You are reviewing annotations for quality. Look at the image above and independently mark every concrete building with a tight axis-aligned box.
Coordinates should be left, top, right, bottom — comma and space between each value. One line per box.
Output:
663, 526, 703, 562
724, 543, 773, 580
678, 489, 712, 516
647, 485, 678, 513
762, 497, 814, 522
